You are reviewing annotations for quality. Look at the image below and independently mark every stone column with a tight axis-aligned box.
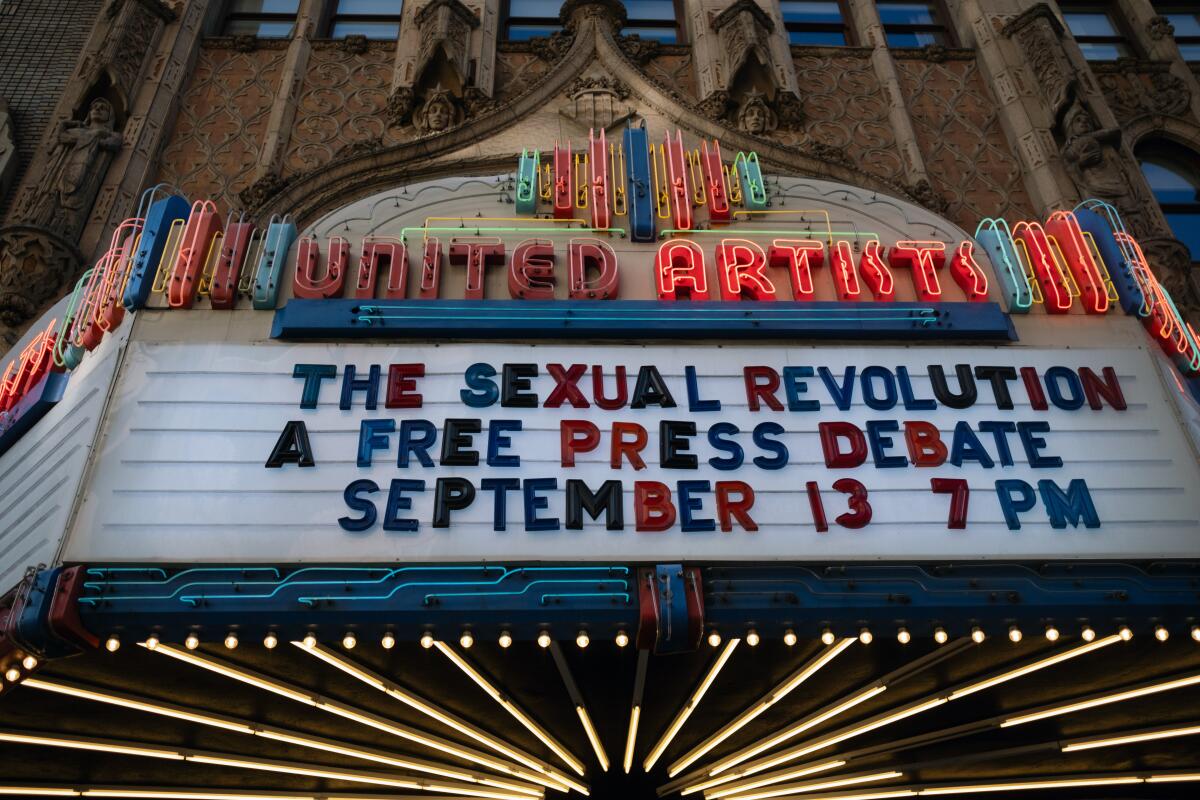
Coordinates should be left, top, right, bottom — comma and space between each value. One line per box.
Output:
254, 0, 324, 181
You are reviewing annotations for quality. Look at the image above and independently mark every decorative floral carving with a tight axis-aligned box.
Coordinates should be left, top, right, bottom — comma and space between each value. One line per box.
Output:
231, 34, 258, 53
340, 34, 369, 55
907, 178, 949, 215
567, 75, 630, 101
463, 87, 500, 118
335, 136, 384, 159
697, 90, 732, 122
238, 172, 288, 214
772, 91, 806, 129
1149, 72, 1191, 116
386, 87, 416, 127
528, 30, 575, 63
922, 44, 948, 63
0, 226, 81, 336
1147, 15, 1175, 41
616, 33, 661, 66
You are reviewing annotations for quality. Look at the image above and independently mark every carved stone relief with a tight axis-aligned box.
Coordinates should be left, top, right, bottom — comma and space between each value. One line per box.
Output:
0, 99, 16, 203
1096, 63, 1194, 123
560, 74, 635, 131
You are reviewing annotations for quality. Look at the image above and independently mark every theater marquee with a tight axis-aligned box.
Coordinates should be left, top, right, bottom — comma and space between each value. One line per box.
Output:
67, 340, 1200, 563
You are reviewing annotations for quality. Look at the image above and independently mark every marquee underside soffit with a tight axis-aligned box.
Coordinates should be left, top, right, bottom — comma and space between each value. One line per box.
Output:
1, 630, 1199, 799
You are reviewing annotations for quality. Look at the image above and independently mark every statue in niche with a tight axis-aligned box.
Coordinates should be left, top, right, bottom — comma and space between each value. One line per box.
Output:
1055, 82, 1130, 200
413, 87, 462, 134
737, 91, 777, 135
23, 98, 123, 234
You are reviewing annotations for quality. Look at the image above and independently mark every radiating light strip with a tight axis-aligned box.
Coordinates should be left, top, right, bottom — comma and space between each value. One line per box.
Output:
624, 706, 641, 775
682, 761, 845, 797
947, 636, 1120, 700
0, 732, 184, 760
141, 643, 566, 793
644, 639, 740, 771
1001, 672, 1200, 727
714, 770, 904, 800
0, 789, 80, 796
704, 684, 886, 777
1147, 773, 1200, 782
27, 677, 538, 791
918, 776, 1144, 794
433, 641, 586, 776
1061, 723, 1200, 752
576, 706, 609, 772
703, 696, 948, 789
81, 793, 314, 800
293, 643, 574, 790
668, 639, 854, 777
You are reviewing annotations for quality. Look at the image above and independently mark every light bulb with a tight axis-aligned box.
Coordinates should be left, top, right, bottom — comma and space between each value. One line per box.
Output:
576, 630, 590, 649
498, 631, 513, 648
263, 633, 278, 649
537, 631, 552, 648
1191, 626, 1200, 643
381, 632, 395, 649
746, 630, 760, 647
1155, 626, 1169, 642
971, 627, 985, 643
783, 629, 797, 647
144, 636, 159, 651
302, 633, 317, 649
1082, 625, 1096, 642
224, 633, 239, 650
1009, 626, 1023, 643
342, 632, 357, 649
1119, 625, 1133, 641
897, 628, 911, 644
420, 632, 435, 649
4, 668, 19, 683
184, 633, 200, 650
1045, 625, 1060, 642
934, 627, 949, 644
459, 631, 474, 649
105, 635, 121, 652
707, 630, 722, 647
859, 627, 873, 644
21, 655, 37, 670
820, 628, 836, 646
615, 630, 630, 648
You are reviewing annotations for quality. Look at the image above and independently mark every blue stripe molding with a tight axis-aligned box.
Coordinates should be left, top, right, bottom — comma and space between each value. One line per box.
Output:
270, 299, 1018, 341
58, 562, 1199, 650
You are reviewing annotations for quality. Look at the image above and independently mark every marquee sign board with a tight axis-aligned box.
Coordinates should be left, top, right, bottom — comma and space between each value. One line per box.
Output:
65, 339, 1200, 564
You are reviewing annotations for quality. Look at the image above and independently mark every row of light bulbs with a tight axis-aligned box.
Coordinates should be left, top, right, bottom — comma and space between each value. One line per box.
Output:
702, 623, 1200, 647
0, 654, 39, 690
100, 623, 1200, 654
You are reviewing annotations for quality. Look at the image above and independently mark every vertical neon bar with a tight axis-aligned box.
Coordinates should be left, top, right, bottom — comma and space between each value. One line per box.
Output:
589, 128, 611, 231
1045, 210, 1109, 314
553, 140, 574, 219
975, 219, 1034, 312
516, 148, 539, 215
702, 140, 730, 223
665, 129, 693, 230
623, 124, 655, 242
252, 215, 298, 310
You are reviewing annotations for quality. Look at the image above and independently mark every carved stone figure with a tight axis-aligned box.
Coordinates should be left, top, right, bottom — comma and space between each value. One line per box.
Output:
1055, 85, 1130, 200
414, 88, 462, 134
738, 91, 777, 135
1149, 72, 1191, 117
22, 99, 124, 237
386, 87, 416, 127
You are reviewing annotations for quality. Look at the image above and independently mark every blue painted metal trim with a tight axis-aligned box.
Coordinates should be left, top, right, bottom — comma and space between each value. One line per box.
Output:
702, 563, 1200, 636
0, 370, 69, 458
271, 299, 1017, 341
252, 218, 298, 310
122, 195, 191, 310
653, 564, 692, 654
624, 125, 655, 243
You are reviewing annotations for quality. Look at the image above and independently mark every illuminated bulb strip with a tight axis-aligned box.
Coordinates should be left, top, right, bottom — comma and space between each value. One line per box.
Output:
668, 638, 855, 777
705, 685, 887, 776
918, 776, 1144, 794
433, 641, 586, 777
686, 760, 846, 798
1001, 672, 1200, 727
142, 643, 568, 793
0, 732, 183, 760
707, 697, 948, 782
293, 643, 566, 788
644, 639, 740, 772
712, 770, 904, 800
1061, 723, 1200, 752
947, 635, 1120, 700
576, 707, 609, 772
623, 706, 641, 775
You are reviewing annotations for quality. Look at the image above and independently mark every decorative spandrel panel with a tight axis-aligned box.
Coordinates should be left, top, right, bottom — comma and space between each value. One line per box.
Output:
282, 43, 396, 178
893, 55, 1035, 228
156, 45, 288, 208
1094, 63, 1194, 125
492, 50, 555, 105
791, 50, 902, 184
643, 52, 699, 104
